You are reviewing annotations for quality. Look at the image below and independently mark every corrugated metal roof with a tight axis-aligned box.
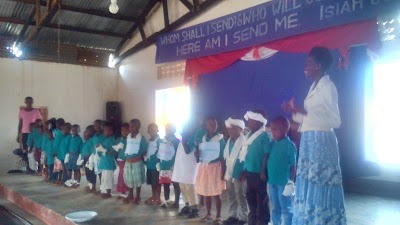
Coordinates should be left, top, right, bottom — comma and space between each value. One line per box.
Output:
0, 1, 34, 21
0, 0, 154, 56
62, 0, 149, 19
51, 10, 132, 35
0, 23, 23, 37
35, 27, 122, 51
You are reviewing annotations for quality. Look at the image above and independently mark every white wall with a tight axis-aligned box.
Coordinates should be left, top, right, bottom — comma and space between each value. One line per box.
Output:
118, 0, 271, 132
0, 58, 117, 171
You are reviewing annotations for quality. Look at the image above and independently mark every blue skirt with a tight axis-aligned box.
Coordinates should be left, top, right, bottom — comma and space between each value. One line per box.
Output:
292, 131, 347, 225
67, 152, 80, 170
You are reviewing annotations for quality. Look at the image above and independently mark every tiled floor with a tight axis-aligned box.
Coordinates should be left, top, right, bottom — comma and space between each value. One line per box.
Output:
0, 174, 400, 225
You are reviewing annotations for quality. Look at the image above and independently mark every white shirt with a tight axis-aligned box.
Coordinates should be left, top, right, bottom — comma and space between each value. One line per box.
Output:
293, 75, 341, 132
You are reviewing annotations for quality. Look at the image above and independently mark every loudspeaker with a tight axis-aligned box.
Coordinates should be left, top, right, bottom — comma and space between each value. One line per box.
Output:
106, 101, 121, 124
106, 101, 122, 138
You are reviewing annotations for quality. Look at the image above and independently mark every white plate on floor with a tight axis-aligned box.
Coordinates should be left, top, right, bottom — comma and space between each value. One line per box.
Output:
65, 211, 97, 223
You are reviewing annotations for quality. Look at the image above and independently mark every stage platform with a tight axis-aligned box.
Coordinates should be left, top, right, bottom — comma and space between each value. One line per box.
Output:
1, 173, 400, 225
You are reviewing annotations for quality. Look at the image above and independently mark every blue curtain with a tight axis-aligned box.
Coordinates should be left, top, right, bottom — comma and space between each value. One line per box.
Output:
191, 49, 374, 178
192, 52, 311, 122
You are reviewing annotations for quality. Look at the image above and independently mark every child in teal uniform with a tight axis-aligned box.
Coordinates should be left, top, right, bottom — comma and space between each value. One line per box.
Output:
66, 124, 83, 187
53, 118, 64, 147
240, 110, 271, 225
91, 119, 105, 191
41, 121, 52, 180
53, 118, 65, 180
123, 119, 148, 204
81, 125, 96, 192
58, 123, 72, 184
115, 123, 129, 198
97, 122, 117, 199
45, 131, 57, 182
144, 123, 162, 205
194, 117, 226, 224
33, 124, 44, 174
26, 123, 36, 173
158, 123, 180, 209
222, 117, 248, 225
267, 116, 296, 225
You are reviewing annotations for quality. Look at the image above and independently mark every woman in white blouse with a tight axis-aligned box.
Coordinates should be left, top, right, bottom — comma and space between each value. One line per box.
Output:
283, 47, 347, 225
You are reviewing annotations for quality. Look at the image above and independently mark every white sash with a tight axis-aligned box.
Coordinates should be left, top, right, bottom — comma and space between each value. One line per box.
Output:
223, 134, 245, 181
125, 133, 142, 156
238, 127, 266, 163
171, 142, 199, 184
145, 137, 159, 160
199, 134, 223, 163
157, 143, 175, 161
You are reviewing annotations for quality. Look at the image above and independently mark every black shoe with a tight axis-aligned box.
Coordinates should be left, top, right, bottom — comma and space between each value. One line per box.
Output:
236, 220, 246, 225
187, 209, 199, 219
178, 206, 191, 216
223, 217, 238, 225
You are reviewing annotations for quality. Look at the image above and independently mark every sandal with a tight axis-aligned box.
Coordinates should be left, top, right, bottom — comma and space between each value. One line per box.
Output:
144, 197, 154, 205
149, 198, 161, 206
200, 215, 213, 223
122, 197, 134, 204
133, 196, 141, 205
213, 217, 222, 225
170, 203, 179, 209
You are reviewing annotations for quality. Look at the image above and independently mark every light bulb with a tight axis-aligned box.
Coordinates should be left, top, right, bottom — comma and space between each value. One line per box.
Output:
109, 3, 119, 14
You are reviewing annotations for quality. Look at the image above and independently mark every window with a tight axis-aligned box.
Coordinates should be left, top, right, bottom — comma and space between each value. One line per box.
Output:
156, 86, 190, 139
364, 13, 400, 165
365, 60, 400, 165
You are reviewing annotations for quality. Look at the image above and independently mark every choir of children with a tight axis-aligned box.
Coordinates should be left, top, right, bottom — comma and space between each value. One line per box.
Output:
23, 109, 297, 225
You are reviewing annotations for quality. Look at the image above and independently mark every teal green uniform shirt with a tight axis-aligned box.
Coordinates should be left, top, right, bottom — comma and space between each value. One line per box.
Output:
33, 132, 43, 149
46, 139, 56, 165
186, 127, 207, 153
159, 135, 180, 170
53, 129, 62, 150
57, 134, 71, 161
147, 137, 161, 170
41, 134, 49, 151
91, 133, 105, 155
230, 139, 245, 180
116, 137, 127, 161
27, 133, 34, 148
125, 134, 148, 159
244, 131, 271, 173
267, 137, 297, 185
68, 135, 83, 154
201, 134, 226, 164
98, 136, 117, 170
81, 137, 93, 158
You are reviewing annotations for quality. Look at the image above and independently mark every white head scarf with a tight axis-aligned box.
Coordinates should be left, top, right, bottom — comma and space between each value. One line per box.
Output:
244, 111, 267, 126
225, 117, 245, 130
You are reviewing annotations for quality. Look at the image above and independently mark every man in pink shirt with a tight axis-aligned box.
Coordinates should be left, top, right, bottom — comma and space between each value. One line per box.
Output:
15, 97, 41, 157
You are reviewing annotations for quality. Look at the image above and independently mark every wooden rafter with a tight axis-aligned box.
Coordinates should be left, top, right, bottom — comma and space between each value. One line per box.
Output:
179, 0, 193, 11
138, 23, 146, 41
9, 0, 138, 22
16, 8, 35, 43
162, 0, 170, 29
193, 0, 200, 12
0, 16, 125, 38
116, 0, 222, 64
23, 0, 59, 45
35, 0, 41, 26
115, 0, 159, 53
